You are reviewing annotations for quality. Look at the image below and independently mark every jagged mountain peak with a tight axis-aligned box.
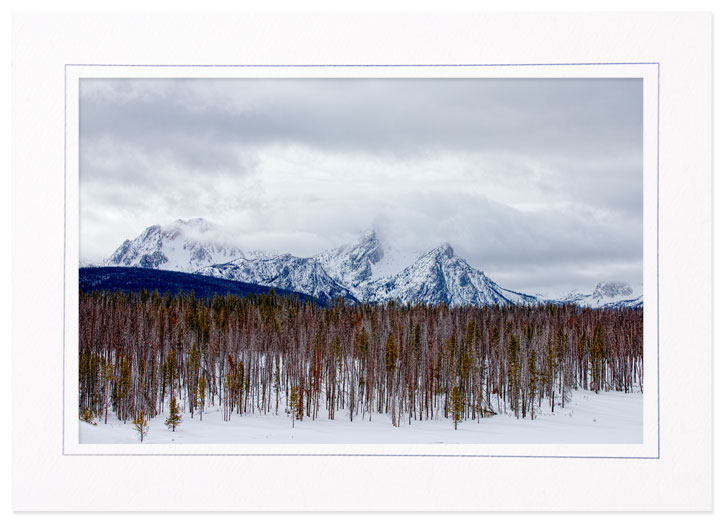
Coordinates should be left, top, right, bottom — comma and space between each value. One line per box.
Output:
126, 218, 218, 245
359, 227, 378, 242
353, 228, 384, 263
139, 223, 161, 237
103, 218, 244, 272
361, 240, 536, 307
313, 228, 385, 290
592, 281, 633, 299
556, 281, 641, 309
423, 242, 455, 260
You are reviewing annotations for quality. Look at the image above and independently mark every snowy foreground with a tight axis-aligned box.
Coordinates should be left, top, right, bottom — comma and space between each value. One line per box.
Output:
80, 389, 641, 445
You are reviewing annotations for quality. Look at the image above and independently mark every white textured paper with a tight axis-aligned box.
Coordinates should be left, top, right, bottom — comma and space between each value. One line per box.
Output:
12, 12, 712, 511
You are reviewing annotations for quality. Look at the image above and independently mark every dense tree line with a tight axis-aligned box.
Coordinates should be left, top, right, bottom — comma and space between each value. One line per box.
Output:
79, 289, 643, 429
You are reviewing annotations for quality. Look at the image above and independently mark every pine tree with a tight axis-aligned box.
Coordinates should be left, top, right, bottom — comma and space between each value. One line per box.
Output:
546, 337, 557, 413
188, 343, 200, 418
133, 410, 149, 442
197, 375, 207, 421
166, 351, 177, 399
507, 334, 521, 418
297, 383, 305, 422
384, 333, 398, 375
101, 361, 114, 425
591, 323, 605, 393
118, 356, 132, 422
80, 406, 96, 425
288, 386, 299, 428
165, 397, 182, 432
450, 385, 464, 430
527, 347, 538, 420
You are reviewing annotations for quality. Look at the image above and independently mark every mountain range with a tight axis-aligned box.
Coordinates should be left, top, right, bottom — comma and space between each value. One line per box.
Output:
96, 218, 643, 308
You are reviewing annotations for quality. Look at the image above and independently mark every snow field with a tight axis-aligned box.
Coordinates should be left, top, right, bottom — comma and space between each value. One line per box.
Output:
80, 388, 641, 445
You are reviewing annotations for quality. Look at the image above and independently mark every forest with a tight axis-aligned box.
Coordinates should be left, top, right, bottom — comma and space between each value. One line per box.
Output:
78, 289, 643, 433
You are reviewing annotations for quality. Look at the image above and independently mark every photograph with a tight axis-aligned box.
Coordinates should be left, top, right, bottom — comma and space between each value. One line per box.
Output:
77, 77, 644, 446
11, 8, 715, 512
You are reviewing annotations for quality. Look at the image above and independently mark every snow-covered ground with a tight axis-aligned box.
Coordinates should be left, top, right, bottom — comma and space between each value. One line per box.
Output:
80, 389, 641, 445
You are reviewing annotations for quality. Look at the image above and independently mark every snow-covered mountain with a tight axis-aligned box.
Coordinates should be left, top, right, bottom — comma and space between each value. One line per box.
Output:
313, 228, 384, 293
360, 243, 539, 307
313, 231, 538, 306
314, 229, 422, 287
196, 241, 537, 307
195, 254, 357, 303
556, 281, 643, 309
99, 219, 641, 308
103, 218, 244, 272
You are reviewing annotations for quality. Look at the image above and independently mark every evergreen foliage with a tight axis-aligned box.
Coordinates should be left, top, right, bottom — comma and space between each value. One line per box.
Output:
450, 386, 464, 430
165, 397, 182, 432
79, 289, 643, 429
133, 410, 149, 442
80, 406, 96, 425
288, 386, 299, 427
197, 375, 207, 421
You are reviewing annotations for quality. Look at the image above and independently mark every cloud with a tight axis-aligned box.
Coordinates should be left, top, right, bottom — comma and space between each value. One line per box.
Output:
79, 78, 643, 295
80, 78, 642, 159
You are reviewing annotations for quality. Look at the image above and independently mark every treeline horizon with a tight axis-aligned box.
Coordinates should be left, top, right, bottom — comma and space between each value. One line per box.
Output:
79, 289, 643, 429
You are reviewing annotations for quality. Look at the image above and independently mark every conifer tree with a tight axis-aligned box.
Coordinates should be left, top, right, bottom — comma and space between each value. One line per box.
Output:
546, 337, 557, 413
118, 356, 132, 422
288, 386, 299, 428
80, 406, 96, 425
297, 383, 305, 422
450, 385, 464, 430
101, 361, 114, 425
133, 410, 149, 442
166, 351, 177, 399
165, 397, 182, 432
591, 324, 605, 393
507, 334, 521, 418
527, 347, 538, 420
188, 343, 200, 418
197, 375, 207, 421
384, 333, 398, 376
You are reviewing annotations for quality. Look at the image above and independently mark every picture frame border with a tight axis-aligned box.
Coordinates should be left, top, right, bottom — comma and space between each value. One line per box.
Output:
12, 12, 711, 511
65, 62, 659, 459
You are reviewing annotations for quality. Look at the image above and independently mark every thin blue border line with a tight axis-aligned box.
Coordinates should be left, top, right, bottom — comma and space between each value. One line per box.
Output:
64, 62, 658, 458
656, 62, 661, 459
63, 65, 67, 454
62, 453, 659, 459
66, 62, 658, 67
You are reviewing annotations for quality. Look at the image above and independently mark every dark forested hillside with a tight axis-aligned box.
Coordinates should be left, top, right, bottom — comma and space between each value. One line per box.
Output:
79, 267, 326, 305
79, 290, 643, 429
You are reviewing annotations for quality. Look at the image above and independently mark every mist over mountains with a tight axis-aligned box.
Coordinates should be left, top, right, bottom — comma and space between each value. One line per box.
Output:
95, 218, 642, 308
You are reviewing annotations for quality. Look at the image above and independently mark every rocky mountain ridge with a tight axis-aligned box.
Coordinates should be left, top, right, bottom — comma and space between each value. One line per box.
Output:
98, 219, 642, 308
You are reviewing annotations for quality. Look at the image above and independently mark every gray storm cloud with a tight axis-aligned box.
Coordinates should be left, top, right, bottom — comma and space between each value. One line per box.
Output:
80, 77, 643, 296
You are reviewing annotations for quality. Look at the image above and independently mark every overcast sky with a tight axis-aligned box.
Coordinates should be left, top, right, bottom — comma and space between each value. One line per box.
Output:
80, 78, 643, 296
